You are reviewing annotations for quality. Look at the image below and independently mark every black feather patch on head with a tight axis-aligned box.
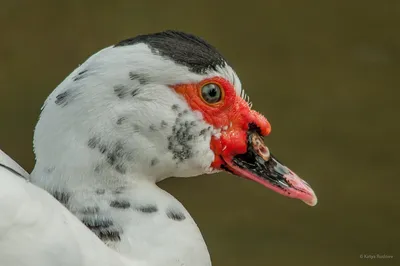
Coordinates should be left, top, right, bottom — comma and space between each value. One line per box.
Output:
115, 30, 226, 74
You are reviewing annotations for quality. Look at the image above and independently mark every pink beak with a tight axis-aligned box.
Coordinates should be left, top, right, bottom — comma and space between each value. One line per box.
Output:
222, 132, 318, 206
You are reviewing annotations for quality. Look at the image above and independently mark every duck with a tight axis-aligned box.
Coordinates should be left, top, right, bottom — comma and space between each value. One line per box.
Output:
0, 30, 317, 266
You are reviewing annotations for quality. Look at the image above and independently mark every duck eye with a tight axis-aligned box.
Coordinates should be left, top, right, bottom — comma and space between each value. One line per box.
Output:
201, 83, 222, 104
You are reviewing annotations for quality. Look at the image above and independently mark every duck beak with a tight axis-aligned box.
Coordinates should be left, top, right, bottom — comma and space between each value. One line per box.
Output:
219, 130, 318, 206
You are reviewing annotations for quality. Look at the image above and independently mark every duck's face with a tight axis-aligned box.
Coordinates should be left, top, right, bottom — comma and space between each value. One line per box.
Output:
173, 76, 317, 206
34, 31, 316, 206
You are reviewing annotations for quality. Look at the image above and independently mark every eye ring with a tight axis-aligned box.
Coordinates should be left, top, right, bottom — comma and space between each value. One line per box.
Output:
200, 82, 224, 105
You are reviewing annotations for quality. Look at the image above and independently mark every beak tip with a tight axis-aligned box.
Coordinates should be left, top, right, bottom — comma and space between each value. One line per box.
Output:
283, 172, 318, 207
302, 193, 318, 206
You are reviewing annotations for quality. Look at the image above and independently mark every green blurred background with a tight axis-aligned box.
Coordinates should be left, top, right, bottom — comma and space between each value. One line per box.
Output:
0, 0, 398, 265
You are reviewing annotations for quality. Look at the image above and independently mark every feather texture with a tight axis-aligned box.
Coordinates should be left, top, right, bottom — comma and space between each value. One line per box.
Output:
0, 150, 145, 266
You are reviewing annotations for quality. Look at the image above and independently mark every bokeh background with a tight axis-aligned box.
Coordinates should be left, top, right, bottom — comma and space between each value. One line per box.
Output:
0, 0, 398, 265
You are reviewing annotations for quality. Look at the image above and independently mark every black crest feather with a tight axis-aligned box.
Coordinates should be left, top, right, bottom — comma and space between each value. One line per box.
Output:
115, 30, 226, 74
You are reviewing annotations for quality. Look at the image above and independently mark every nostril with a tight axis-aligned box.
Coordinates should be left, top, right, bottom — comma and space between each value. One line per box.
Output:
260, 146, 268, 156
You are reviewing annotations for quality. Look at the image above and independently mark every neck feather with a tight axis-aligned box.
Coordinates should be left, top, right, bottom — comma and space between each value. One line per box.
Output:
31, 169, 211, 265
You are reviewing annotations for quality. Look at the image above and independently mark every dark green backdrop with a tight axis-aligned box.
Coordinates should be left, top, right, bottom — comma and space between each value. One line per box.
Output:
0, 1, 398, 265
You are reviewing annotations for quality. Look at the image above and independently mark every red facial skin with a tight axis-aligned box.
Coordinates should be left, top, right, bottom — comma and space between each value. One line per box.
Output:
172, 77, 317, 206
172, 77, 271, 169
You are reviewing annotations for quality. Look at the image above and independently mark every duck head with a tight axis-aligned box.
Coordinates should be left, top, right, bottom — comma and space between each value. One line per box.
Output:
33, 31, 317, 206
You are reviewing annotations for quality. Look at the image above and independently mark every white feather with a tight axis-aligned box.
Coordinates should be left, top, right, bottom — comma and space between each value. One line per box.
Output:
0, 152, 146, 266
0, 149, 29, 178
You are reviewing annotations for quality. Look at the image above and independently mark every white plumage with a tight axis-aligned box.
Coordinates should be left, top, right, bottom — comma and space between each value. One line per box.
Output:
0, 162, 147, 266
1, 31, 317, 266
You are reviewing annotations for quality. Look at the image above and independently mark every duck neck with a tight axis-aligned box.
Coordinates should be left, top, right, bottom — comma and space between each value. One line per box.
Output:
31, 168, 211, 266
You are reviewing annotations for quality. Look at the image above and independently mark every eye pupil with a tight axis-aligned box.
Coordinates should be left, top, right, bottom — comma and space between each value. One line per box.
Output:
208, 88, 217, 97
201, 83, 222, 104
